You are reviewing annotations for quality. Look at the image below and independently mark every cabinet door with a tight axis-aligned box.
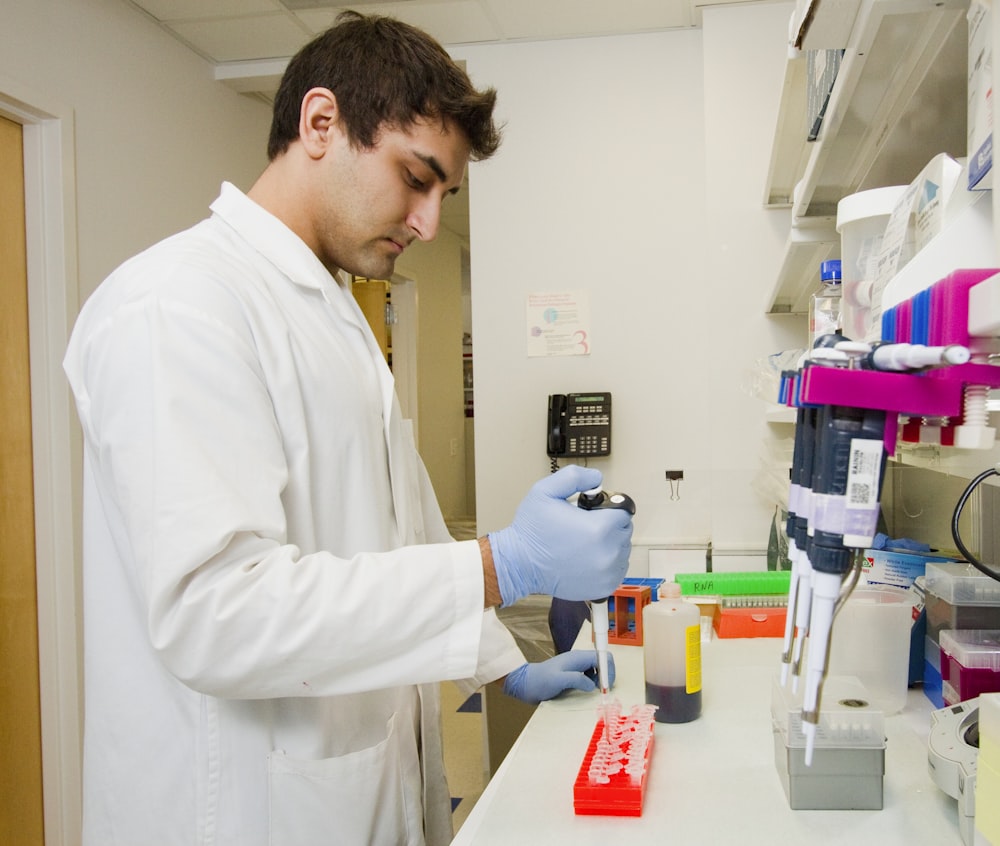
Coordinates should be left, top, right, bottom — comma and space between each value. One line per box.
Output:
352, 277, 390, 362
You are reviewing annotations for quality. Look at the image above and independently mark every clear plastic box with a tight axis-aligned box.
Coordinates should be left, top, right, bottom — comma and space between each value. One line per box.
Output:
939, 629, 1000, 705
771, 675, 885, 810
924, 562, 1000, 644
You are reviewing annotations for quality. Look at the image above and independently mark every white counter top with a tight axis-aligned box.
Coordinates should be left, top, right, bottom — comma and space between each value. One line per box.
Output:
452, 630, 961, 845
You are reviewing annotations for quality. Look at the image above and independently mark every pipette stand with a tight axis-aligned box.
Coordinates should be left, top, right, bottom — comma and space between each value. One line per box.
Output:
777, 267, 1000, 765
785, 269, 1000, 454
573, 702, 657, 816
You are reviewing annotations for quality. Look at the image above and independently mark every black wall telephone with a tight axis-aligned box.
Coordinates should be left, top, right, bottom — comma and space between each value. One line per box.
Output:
546, 392, 612, 458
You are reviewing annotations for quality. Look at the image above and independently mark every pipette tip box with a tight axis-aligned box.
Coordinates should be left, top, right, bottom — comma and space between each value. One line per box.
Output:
713, 595, 789, 638
940, 629, 1000, 705
771, 675, 885, 810
573, 703, 656, 816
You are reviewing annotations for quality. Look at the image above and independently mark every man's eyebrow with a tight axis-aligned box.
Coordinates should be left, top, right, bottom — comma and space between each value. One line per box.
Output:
414, 152, 461, 194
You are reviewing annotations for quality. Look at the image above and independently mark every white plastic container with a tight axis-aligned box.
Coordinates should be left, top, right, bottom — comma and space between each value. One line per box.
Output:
642, 582, 702, 723
827, 586, 912, 714
835, 186, 909, 342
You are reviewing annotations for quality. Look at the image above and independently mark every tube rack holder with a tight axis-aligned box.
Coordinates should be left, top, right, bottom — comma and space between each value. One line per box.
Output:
573, 708, 656, 816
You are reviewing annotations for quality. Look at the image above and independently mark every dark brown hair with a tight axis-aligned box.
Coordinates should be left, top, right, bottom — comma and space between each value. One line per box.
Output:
267, 11, 502, 161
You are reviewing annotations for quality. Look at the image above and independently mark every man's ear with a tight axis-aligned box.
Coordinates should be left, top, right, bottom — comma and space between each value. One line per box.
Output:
298, 87, 341, 160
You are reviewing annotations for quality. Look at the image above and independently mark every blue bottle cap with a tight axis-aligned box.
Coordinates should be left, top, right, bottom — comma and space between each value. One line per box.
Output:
820, 259, 842, 283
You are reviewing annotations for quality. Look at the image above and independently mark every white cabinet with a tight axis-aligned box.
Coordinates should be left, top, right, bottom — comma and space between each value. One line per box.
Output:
764, 0, 975, 314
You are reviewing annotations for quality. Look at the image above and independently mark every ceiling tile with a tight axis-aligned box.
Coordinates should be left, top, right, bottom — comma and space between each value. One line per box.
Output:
292, 2, 500, 44
483, 0, 693, 40
168, 14, 312, 62
130, 0, 284, 21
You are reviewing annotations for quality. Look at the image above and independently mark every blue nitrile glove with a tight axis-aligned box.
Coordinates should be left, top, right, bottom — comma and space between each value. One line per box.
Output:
503, 650, 617, 704
488, 466, 633, 607
871, 533, 931, 553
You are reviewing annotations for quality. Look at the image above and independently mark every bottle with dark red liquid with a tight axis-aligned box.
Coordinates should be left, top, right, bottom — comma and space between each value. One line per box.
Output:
643, 581, 702, 723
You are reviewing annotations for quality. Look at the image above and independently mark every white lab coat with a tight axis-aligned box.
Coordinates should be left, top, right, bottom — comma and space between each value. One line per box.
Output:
63, 183, 525, 846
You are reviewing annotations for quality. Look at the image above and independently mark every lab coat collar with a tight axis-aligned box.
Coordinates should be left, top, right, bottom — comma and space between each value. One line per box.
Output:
210, 182, 368, 330
210, 181, 336, 296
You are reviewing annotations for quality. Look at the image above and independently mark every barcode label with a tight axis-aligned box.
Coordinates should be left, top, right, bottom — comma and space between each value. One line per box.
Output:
849, 481, 872, 505
845, 439, 883, 509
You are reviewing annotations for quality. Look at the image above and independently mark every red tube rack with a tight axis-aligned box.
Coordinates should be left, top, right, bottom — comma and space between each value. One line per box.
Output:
573, 709, 655, 816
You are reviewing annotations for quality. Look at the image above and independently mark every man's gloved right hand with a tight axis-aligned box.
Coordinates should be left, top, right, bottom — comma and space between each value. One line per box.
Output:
488, 465, 633, 607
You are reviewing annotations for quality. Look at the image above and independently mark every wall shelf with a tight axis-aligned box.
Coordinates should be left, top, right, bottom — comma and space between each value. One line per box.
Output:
766, 221, 840, 314
764, 0, 970, 314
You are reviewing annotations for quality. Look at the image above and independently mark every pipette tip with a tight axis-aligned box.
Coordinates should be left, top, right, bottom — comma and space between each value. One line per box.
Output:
803, 721, 817, 767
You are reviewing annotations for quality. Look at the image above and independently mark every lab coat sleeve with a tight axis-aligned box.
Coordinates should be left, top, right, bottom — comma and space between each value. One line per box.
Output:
414, 451, 526, 691
63, 270, 491, 700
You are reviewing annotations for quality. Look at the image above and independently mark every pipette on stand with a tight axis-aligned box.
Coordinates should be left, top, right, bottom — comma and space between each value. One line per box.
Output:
783, 339, 972, 763
865, 342, 970, 371
799, 404, 886, 765
781, 403, 818, 689
578, 487, 637, 742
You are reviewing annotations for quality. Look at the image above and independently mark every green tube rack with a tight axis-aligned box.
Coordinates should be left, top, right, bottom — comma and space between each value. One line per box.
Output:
673, 571, 791, 597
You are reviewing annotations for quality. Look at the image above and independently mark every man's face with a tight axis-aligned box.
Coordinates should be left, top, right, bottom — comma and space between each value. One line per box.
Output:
313, 116, 471, 279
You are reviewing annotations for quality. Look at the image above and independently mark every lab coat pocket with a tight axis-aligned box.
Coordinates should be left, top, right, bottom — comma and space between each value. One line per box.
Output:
267, 713, 422, 846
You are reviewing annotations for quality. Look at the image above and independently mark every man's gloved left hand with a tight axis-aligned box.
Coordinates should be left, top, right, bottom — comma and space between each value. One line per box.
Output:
502, 650, 616, 704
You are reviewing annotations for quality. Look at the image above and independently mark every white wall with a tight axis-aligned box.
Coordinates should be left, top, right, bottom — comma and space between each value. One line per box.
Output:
1, 0, 271, 299
455, 2, 804, 560
2, 2, 272, 841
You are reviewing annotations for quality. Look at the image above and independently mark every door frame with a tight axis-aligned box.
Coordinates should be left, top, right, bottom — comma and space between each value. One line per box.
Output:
390, 273, 418, 441
0, 74, 82, 846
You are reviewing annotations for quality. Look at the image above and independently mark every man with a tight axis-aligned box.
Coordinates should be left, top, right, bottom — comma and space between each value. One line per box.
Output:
64, 12, 632, 845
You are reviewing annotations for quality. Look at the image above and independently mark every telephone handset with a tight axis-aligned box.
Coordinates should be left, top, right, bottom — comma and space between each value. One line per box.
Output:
546, 392, 612, 458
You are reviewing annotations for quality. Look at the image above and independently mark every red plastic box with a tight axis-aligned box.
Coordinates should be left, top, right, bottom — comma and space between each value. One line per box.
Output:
713, 602, 787, 638
940, 629, 1000, 705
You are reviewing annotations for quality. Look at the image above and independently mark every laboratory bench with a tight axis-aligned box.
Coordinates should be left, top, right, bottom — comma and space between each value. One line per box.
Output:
452, 630, 961, 845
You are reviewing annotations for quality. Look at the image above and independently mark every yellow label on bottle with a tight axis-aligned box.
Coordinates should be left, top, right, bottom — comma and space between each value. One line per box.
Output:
685, 624, 702, 694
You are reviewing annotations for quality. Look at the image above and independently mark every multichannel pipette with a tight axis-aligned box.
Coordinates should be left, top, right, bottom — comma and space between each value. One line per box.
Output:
578, 487, 636, 736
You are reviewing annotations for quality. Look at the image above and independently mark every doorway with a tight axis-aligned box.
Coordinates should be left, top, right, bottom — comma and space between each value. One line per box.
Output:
0, 86, 83, 846
0, 112, 45, 846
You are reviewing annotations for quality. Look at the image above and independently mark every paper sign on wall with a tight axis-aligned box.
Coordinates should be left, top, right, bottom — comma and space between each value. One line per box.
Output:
526, 291, 591, 357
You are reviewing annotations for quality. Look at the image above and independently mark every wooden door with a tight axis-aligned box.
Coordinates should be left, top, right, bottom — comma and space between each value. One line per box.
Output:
0, 113, 45, 844
351, 277, 390, 363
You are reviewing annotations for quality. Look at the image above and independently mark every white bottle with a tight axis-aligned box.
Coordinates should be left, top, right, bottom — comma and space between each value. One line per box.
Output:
642, 582, 702, 723
808, 259, 843, 348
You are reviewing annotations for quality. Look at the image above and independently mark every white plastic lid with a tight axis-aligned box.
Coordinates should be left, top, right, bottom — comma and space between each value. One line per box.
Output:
661, 581, 682, 599
836, 185, 907, 232
940, 630, 1000, 670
